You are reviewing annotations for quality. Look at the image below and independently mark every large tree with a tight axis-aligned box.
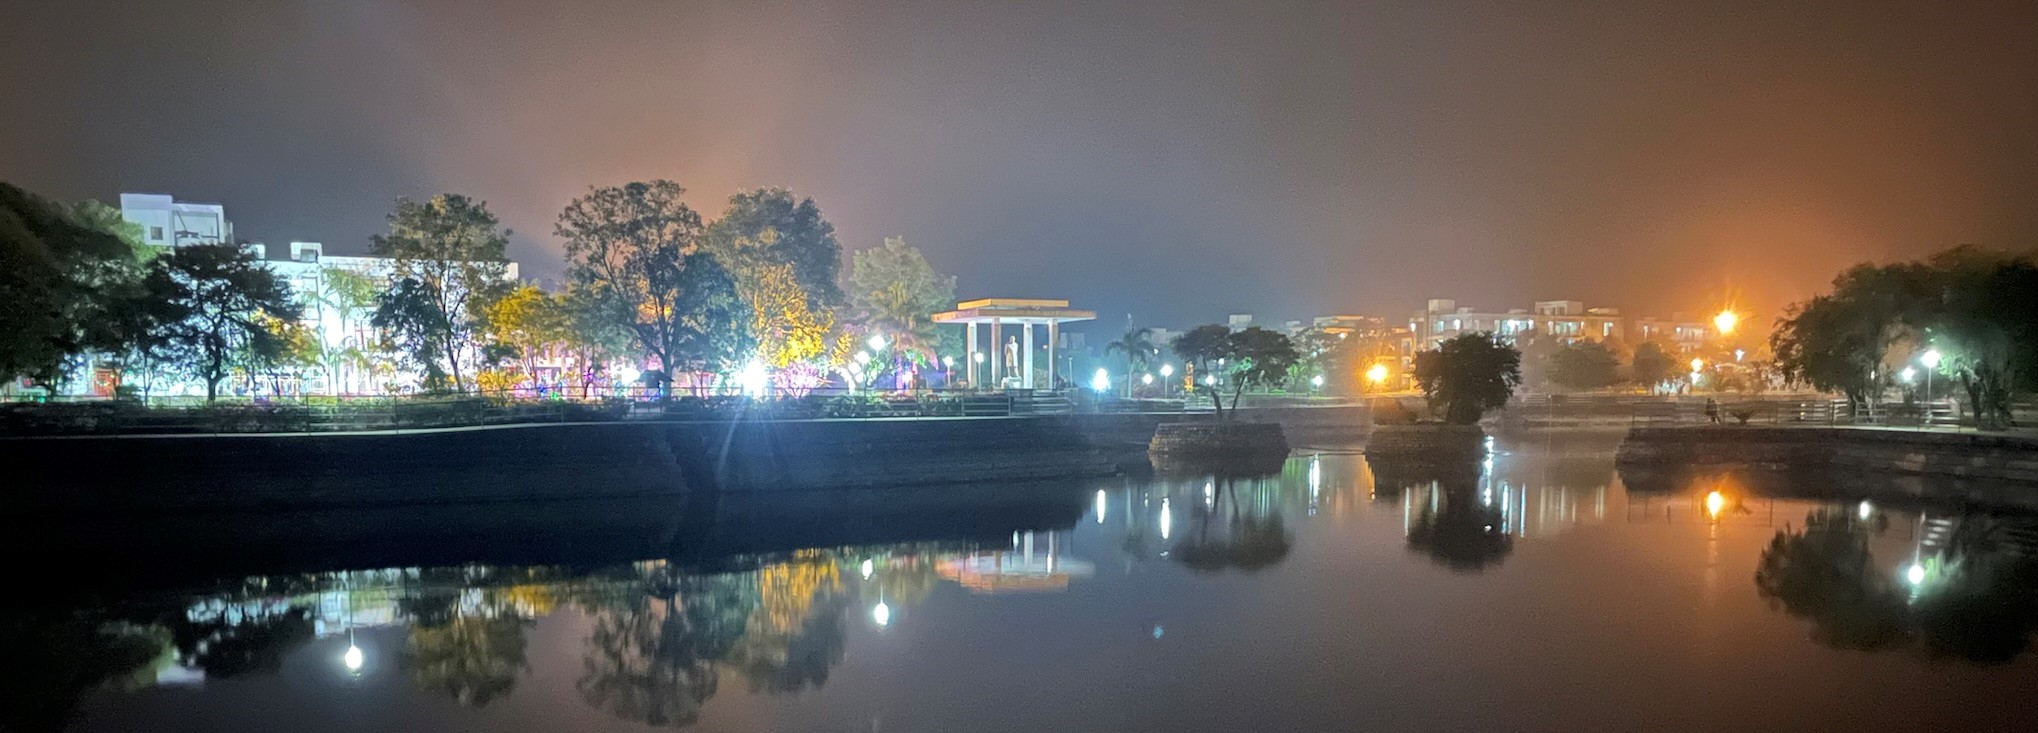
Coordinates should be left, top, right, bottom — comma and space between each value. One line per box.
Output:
144, 242, 301, 401
847, 236, 956, 365
1166, 325, 1297, 418
1413, 332, 1522, 424
558, 181, 747, 383
370, 194, 512, 392
1546, 339, 1622, 392
1628, 341, 1676, 392
0, 184, 146, 391
704, 188, 846, 312
1914, 247, 2038, 428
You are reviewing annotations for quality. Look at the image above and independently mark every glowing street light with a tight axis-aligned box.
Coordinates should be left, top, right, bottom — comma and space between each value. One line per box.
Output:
343, 644, 364, 673
1160, 364, 1175, 378
872, 601, 892, 627
1713, 310, 1739, 335
1202, 375, 1216, 386
738, 359, 769, 397
1906, 563, 1927, 587
1858, 500, 1873, 520
1141, 373, 1154, 386
867, 334, 887, 352
1689, 357, 1705, 373
855, 351, 872, 365
972, 351, 984, 364
1919, 349, 1942, 403
1310, 374, 1324, 389
1900, 367, 1916, 384
1091, 368, 1110, 392
860, 558, 874, 579
1705, 490, 1725, 520
942, 355, 955, 369
1366, 363, 1389, 385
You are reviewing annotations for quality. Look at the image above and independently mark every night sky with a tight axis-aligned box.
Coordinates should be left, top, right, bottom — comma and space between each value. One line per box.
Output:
6, 0, 2035, 331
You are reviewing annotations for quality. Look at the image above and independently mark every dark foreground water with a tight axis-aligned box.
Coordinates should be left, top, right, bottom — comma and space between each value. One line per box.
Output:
12, 437, 2038, 732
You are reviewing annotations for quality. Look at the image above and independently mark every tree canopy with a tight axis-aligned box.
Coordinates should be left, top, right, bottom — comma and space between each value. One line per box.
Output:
0, 183, 145, 389
847, 236, 955, 365
1413, 332, 1522, 424
369, 194, 512, 391
1546, 339, 1621, 392
1628, 341, 1676, 390
704, 188, 846, 313
143, 242, 300, 401
1772, 246, 2038, 427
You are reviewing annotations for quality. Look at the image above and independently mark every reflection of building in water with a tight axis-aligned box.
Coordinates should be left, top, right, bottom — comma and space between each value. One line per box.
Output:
937, 530, 1095, 593
1397, 454, 1612, 541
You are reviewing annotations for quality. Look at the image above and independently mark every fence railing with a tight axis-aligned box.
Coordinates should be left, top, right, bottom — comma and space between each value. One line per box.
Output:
1629, 396, 1965, 428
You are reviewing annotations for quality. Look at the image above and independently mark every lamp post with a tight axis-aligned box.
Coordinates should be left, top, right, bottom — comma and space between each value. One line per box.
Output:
1160, 364, 1175, 397
1920, 349, 1942, 425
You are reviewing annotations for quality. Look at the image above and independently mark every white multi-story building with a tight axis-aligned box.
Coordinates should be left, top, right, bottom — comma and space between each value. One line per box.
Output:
119, 193, 232, 246
54, 193, 526, 398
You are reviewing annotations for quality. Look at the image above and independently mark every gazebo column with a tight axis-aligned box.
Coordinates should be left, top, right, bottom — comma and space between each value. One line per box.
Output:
1022, 322, 1036, 389
1047, 321, 1059, 390
989, 318, 1003, 387
966, 321, 979, 387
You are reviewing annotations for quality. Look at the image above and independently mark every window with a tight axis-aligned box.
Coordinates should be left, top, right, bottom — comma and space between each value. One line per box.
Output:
150, 226, 164, 241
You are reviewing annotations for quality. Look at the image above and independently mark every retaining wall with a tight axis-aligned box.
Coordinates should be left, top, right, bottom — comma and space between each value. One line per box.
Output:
1616, 426, 2038, 484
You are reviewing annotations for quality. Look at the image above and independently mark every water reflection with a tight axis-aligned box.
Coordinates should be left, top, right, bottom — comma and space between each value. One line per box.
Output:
1756, 507, 2038, 664
17, 446, 2038, 732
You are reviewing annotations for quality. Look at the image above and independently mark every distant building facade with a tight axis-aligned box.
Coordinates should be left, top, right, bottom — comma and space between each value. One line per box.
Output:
1411, 298, 1707, 353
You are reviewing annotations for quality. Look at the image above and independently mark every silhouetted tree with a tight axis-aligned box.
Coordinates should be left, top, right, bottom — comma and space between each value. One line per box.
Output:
1413, 333, 1522, 424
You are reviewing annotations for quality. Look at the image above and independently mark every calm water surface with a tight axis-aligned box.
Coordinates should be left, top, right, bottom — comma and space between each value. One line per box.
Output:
17, 438, 2038, 732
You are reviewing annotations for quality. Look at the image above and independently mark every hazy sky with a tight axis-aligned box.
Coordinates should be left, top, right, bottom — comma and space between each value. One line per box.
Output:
6, 0, 2035, 332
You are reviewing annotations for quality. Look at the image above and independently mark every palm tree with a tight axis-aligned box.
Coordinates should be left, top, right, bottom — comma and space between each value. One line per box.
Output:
1105, 326, 1157, 397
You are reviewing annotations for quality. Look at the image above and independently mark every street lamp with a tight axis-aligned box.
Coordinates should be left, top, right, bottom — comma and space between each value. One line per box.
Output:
1091, 368, 1110, 392
1919, 348, 1942, 415
1310, 374, 1324, 390
1365, 363, 1389, 388
1713, 310, 1738, 335
867, 334, 887, 352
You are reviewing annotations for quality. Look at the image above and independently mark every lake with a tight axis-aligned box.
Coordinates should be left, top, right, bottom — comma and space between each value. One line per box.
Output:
15, 436, 2038, 732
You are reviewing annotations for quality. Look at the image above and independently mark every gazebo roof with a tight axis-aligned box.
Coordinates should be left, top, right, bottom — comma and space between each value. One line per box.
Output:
932, 298, 1096, 325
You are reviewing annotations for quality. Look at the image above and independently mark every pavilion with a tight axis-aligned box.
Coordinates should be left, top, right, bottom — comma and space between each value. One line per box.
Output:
932, 298, 1095, 389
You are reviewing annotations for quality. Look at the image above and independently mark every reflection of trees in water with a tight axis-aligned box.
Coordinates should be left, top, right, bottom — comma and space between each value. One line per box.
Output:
1405, 483, 1514, 572
406, 612, 532, 707
28, 548, 950, 728
1169, 477, 1294, 574
1756, 509, 2038, 664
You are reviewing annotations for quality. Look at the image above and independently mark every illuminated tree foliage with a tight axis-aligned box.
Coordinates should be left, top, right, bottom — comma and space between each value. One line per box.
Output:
749, 263, 833, 370
1105, 326, 1157, 397
406, 614, 532, 707
480, 284, 572, 384
1413, 332, 1522, 424
369, 194, 513, 391
558, 181, 747, 382
704, 188, 846, 313
848, 236, 956, 365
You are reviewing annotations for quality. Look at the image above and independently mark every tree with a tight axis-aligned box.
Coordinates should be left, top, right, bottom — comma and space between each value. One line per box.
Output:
1915, 247, 2038, 429
479, 284, 572, 388
558, 181, 747, 383
312, 266, 383, 393
406, 614, 532, 707
1546, 340, 1621, 392
1170, 325, 1235, 418
369, 194, 512, 392
0, 184, 144, 391
1628, 341, 1676, 392
145, 243, 300, 401
748, 263, 832, 370
1105, 326, 1157, 397
703, 188, 846, 312
1770, 260, 1935, 406
847, 236, 956, 366
1223, 327, 1299, 412
1413, 333, 1522, 424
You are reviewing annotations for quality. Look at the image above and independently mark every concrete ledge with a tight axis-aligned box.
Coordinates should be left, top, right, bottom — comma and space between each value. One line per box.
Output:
1365, 424, 1487, 459
1616, 426, 2038, 484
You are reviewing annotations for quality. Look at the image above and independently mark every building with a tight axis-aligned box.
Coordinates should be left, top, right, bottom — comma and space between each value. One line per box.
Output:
118, 193, 232, 246
1411, 298, 1709, 353
70, 192, 524, 397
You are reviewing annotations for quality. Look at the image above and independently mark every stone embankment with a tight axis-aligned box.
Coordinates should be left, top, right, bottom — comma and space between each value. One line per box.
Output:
1616, 426, 2038, 484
